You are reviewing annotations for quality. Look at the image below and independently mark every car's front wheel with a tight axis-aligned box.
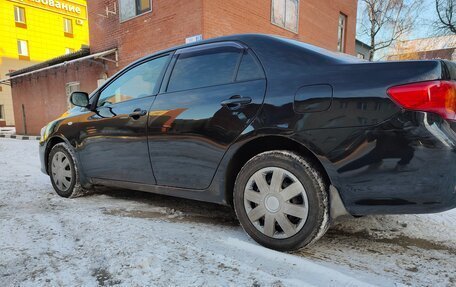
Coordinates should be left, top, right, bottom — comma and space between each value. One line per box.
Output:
48, 142, 88, 198
233, 150, 329, 251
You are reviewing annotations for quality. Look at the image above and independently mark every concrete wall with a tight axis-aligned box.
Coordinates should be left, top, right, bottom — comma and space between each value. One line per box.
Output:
356, 40, 371, 60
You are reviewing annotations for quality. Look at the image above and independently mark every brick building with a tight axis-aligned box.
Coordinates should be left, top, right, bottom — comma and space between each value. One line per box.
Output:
3, 0, 357, 135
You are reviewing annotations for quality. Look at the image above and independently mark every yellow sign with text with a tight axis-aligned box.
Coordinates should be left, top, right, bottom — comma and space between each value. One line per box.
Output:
8, 0, 87, 20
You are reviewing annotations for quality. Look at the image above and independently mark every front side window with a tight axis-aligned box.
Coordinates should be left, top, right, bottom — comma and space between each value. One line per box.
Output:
63, 18, 73, 35
271, 0, 299, 33
97, 55, 169, 107
119, 0, 152, 21
14, 6, 26, 23
167, 48, 241, 92
17, 39, 29, 57
337, 13, 347, 52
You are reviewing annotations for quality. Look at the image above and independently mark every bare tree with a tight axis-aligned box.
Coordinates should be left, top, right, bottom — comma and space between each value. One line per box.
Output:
435, 0, 456, 34
358, 0, 423, 61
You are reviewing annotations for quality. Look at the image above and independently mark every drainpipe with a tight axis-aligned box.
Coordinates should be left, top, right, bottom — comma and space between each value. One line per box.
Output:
21, 104, 27, 135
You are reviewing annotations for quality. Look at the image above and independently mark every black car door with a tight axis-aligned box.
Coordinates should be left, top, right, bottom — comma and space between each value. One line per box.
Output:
147, 42, 266, 189
77, 54, 171, 184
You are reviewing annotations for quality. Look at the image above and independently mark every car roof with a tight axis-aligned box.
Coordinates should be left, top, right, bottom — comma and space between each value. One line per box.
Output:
131, 33, 360, 66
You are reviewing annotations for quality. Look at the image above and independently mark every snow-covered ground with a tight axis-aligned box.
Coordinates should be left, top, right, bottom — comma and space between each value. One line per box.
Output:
0, 138, 454, 287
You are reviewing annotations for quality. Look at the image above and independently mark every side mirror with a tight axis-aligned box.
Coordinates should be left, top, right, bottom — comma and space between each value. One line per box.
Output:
70, 92, 89, 108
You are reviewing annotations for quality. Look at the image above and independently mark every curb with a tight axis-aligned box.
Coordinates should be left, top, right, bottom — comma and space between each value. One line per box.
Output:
0, 134, 41, 140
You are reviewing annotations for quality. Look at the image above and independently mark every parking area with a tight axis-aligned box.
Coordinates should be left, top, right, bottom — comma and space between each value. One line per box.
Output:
0, 138, 454, 286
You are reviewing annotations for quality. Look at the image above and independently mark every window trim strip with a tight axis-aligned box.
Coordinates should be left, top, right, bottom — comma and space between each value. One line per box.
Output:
175, 41, 246, 56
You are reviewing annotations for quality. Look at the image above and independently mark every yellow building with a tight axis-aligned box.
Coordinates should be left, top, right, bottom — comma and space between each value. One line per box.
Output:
0, 0, 89, 126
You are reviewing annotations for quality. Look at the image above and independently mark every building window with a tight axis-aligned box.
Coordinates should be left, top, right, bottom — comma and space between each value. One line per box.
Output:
17, 39, 29, 59
65, 48, 75, 55
337, 13, 347, 52
63, 18, 73, 37
357, 53, 365, 59
119, 0, 152, 22
14, 6, 26, 24
0, 105, 4, 119
271, 0, 299, 33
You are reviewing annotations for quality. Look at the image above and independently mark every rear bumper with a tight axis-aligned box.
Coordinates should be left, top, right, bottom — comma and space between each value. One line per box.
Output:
324, 112, 456, 215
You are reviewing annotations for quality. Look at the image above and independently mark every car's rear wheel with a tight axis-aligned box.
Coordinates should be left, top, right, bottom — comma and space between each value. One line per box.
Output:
48, 143, 88, 198
233, 150, 329, 251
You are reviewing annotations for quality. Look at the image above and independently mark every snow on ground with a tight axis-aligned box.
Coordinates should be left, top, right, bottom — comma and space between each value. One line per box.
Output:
0, 138, 454, 286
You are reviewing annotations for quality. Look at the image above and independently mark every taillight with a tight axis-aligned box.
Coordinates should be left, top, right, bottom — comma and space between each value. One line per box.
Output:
387, 80, 456, 121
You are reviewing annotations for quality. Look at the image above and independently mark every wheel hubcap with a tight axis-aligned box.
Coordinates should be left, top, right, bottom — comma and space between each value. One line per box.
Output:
265, 195, 280, 212
51, 151, 73, 192
244, 167, 309, 239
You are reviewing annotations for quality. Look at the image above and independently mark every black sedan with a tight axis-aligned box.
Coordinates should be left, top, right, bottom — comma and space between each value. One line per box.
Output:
39, 34, 456, 251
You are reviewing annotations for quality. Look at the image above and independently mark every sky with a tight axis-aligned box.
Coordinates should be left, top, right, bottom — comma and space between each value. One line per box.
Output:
412, 0, 439, 39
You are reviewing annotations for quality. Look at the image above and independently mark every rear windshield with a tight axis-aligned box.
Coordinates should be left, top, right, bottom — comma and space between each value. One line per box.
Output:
277, 37, 362, 63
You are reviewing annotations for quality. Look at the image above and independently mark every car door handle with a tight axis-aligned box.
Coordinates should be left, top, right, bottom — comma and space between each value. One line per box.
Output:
221, 96, 252, 110
129, 109, 147, 119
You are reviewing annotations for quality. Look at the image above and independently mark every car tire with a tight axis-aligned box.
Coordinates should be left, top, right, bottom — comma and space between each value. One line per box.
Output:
48, 142, 89, 198
233, 150, 329, 251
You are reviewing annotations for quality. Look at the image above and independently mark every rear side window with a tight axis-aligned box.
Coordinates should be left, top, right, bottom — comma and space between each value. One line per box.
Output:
167, 48, 241, 92
236, 51, 265, 82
